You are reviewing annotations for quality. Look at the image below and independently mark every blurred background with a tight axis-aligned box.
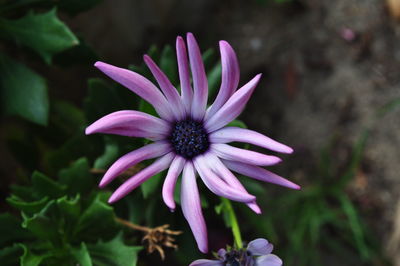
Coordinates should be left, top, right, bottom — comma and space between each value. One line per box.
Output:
1, 0, 400, 265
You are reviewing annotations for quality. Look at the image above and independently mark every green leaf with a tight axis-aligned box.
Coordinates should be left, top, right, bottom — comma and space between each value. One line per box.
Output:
71, 242, 92, 266
88, 233, 142, 266
58, 158, 93, 196
0, 54, 49, 125
138, 98, 158, 117
7, 195, 49, 216
0, 9, 79, 64
160, 45, 178, 85
75, 192, 117, 242
57, 0, 103, 16
20, 243, 51, 266
227, 120, 247, 129
0, 244, 24, 266
0, 213, 32, 246
94, 137, 119, 169
141, 171, 164, 199
207, 62, 221, 100
31, 171, 66, 199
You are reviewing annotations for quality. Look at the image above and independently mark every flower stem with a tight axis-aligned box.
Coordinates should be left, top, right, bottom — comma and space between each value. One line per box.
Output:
221, 198, 243, 249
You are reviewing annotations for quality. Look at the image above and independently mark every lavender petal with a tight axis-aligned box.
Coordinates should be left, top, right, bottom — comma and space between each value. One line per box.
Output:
189, 259, 223, 266
209, 127, 293, 154
255, 254, 283, 266
222, 159, 301, 190
181, 161, 208, 253
162, 155, 186, 210
108, 152, 174, 203
247, 238, 273, 256
94, 61, 174, 121
176, 36, 193, 113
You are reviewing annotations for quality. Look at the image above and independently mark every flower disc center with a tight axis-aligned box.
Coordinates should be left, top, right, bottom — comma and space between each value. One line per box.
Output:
169, 120, 209, 159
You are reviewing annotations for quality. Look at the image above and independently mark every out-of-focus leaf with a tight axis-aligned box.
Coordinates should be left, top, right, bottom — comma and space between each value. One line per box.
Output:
84, 78, 138, 124
226, 120, 247, 129
207, 62, 221, 100
88, 233, 142, 266
94, 137, 119, 169
202, 48, 216, 71
20, 243, 51, 266
58, 158, 93, 196
53, 37, 98, 66
141, 171, 164, 199
160, 45, 178, 85
0, 244, 24, 266
51, 100, 85, 133
138, 98, 158, 118
0, 213, 32, 246
71, 242, 92, 266
0, 54, 48, 125
31, 171, 66, 199
75, 192, 117, 242
7, 196, 49, 216
0, 9, 79, 64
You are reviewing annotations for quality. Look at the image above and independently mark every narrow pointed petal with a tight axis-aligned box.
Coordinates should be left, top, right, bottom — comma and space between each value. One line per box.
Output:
99, 141, 171, 188
108, 152, 174, 203
162, 155, 186, 210
181, 162, 208, 253
187, 33, 208, 120
85, 110, 170, 140
211, 144, 281, 166
94, 61, 174, 121
205, 153, 261, 214
204, 74, 261, 132
206, 41, 240, 120
176, 36, 193, 112
247, 238, 273, 256
193, 155, 256, 203
222, 159, 301, 190
189, 260, 223, 266
255, 254, 282, 266
209, 127, 293, 154
143, 55, 186, 120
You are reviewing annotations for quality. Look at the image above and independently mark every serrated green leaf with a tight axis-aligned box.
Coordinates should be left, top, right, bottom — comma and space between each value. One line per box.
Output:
88, 233, 142, 266
19, 243, 51, 266
0, 9, 79, 64
71, 242, 92, 266
141, 171, 163, 199
0, 213, 32, 246
0, 54, 49, 125
7, 195, 49, 216
58, 158, 93, 196
0, 244, 24, 266
75, 192, 117, 242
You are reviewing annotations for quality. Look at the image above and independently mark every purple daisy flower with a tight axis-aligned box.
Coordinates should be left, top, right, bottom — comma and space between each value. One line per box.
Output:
86, 33, 300, 253
190, 238, 282, 266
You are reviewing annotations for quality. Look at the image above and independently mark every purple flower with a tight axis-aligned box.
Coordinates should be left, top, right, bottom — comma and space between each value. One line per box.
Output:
86, 33, 300, 253
190, 238, 282, 266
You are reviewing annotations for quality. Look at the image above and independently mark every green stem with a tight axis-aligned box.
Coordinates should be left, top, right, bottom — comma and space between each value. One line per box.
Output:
221, 197, 243, 249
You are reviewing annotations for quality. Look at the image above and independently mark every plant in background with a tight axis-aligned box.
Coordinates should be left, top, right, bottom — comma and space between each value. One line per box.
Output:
85, 33, 300, 253
190, 238, 282, 266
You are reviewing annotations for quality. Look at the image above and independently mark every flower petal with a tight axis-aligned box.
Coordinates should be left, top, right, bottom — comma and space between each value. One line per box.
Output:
189, 259, 223, 266
85, 110, 170, 140
211, 144, 281, 166
162, 155, 186, 211
222, 159, 301, 190
193, 155, 256, 203
94, 61, 174, 121
187, 33, 208, 121
255, 254, 282, 266
99, 141, 171, 188
247, 238, 273, 256
204, 74, 261, 132
206, 40, 240, 120
143, 55, 186, 120
108, 152, 174, 203
205, 153, 261, 214
176, 36, 193, 113
181, 161, 208, 253
209, 127, 293, 154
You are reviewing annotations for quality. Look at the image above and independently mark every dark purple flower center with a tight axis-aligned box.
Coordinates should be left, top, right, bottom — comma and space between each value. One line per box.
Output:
169, 120, 209, 159
223, 250, 252, 266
